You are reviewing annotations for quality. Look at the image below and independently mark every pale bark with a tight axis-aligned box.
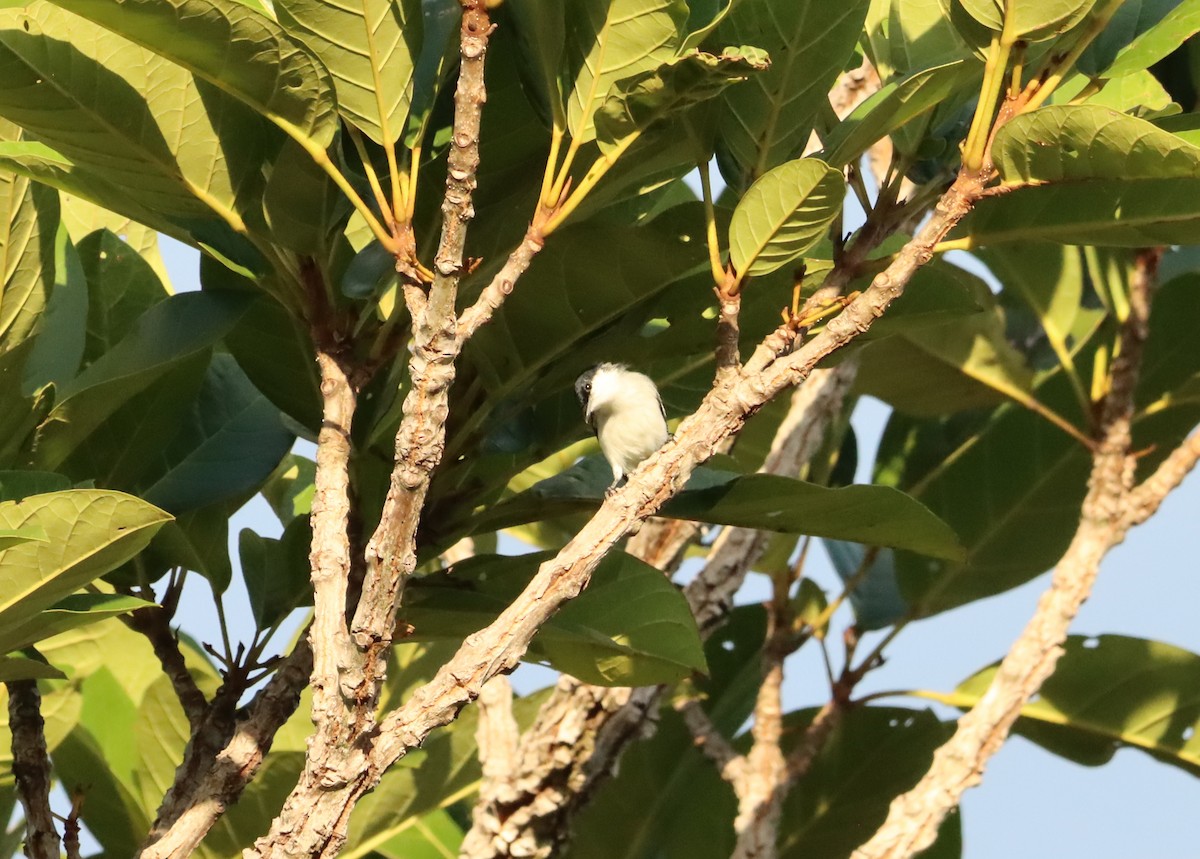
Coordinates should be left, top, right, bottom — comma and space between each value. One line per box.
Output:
849, 248, 1168, 859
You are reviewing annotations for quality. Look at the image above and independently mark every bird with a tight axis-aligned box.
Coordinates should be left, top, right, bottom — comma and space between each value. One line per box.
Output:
574, 363, 670, 490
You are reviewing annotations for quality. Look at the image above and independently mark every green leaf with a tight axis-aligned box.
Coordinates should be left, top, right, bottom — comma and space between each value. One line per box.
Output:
595, 48, 770, 153
76, 229, 168, 367
0, 490, 170, 626
976, 244, 1082, 354
44, 0, 338, 149
712, 0, 870, 188
240, 519, 312, 631
776, 707, 960, 858
0, 593, 153, 657
0, 471, 71, 502
223, 292, 322, 434
957, 176, 1200, 247
0, 4, 276, 256
60, 191, 170, 286
866, 0, 974, 80
275, 0, 421, 145
480, 458, 964, 561
34, 291, 250, 470
138, 354, 293, 513
821, 61, 972, 166
261, 453, 317, 525
728, 158, 845, 277
1101, 0, 1200, 78
370, 809, 464, 859
994, 105, 1200, 183
957, 0, 1095, 40
401, 550, 707, 686
503, 0, 566, 126
0, 151, 58, 354
566, 0, 688, 146
853, 264, 1035, 416
21, 220, 88, 394
0, 653, 64, 681
0, 525, 47, 551
822, 541, 907, 631
143, 504, 233, 593
918, 634, 1200, 776
883, 276, 1200, 615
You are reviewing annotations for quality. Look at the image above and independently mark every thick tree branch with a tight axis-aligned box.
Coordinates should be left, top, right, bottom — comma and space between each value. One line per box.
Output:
138, 639, 312, 858
849, 248, 1165, 859
6, 680, 60, 859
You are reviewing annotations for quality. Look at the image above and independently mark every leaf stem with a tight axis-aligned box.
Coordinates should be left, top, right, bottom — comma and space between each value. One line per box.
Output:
347, 126, 395, 229
963, 32, 1014, 171
543, 132, 642, 235
698, 160, 725, 286
407, 144, 423, 223
540, 125, 565, 208
303, 140, 399, 253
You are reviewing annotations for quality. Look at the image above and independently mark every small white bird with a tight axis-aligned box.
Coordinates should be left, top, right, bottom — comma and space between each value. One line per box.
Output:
575, 363, 670, 489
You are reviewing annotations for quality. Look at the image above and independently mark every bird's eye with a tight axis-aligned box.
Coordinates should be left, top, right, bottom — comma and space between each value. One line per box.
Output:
583, 383, 591, 394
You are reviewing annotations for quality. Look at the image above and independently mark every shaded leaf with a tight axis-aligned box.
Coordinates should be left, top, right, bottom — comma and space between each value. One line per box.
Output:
821, 61, 972, 166
728, 158, 845, 277
240, 519, 312, 631
76, 228, 168, 367
822, 541, 906, 631
595, 47, 770, 153
0, 593, 153, 657
1102, 0, 1200, 78
0, 471, 71, 502
275, 0, 421, 145
919, 634, 1200, 776
0, 653, 64, 681
712, 0, 870, 188
261, 453, 317, 525
566, 0, 688, 146
957, 0, 1094, 40
0, 151, 58, 354
21, 220, 87, 394
46, 0, 338, 148
401, 550, 707, 686
138, 354, 293, 513
34, 291, 250, 470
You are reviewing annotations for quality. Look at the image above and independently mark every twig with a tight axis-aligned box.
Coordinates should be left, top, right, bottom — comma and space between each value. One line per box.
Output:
849, 249, 1165, 859
6, 680, 60, 859
676, 698, 743, 777
123, 605, 208, 730
1123, 432, 1200, 528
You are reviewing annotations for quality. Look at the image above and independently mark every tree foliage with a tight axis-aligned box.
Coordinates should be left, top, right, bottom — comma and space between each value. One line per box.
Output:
0, 0, 1199, 857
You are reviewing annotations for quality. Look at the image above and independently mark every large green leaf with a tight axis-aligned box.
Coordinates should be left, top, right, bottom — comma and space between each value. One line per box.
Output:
504, 0, 566, 127
565, 0, 688, 146
712, 0, 869, 189
401, 550, 707, 686
76, 229, 168, 367
138, 353, 292, 513
477, 458, 964, 561
0, 490, 169, 627
866, 0, 974, 80
821, 61, 972, 166
60, 191, 170, 286
728, 158, 845, 277
44, 0, 338, 149
918, 635, 1200, 776
276, 0, 420, 145
0, 4, 275, 252
883, 276, 1200, 615
0, 592, 152, 657
853, 262, 1034, 415
957, 0, 1095, 40
21, 220, 88, 394
239, 519, 312, 632
975, 243, 1082, 365
595, 48, 770, 153
994, 105, 1200, 184
0, 152, 57, 354
34, 291, 250, 470
776, 707, 960, 859
1099, 0, 1200, 78
957, 176, 1200, 247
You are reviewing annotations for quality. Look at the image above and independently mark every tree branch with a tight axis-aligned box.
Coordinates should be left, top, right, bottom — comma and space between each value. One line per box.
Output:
1123, 432, 1200, 529
848, 248, 1165, 859
123, 603, 207, 730
138, 639, 312, 858
6, 680, 60, 859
